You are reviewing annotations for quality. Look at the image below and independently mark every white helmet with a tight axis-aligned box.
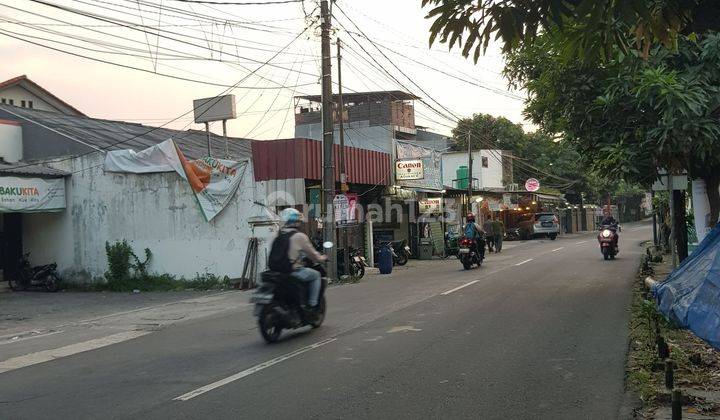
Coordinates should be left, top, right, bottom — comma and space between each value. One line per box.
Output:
280, 207, 303, 225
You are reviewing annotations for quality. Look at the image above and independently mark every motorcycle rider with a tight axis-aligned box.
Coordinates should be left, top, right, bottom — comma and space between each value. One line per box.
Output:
599, 209, 619, 250
274, 208, 327, 309
464, 213, 485, 258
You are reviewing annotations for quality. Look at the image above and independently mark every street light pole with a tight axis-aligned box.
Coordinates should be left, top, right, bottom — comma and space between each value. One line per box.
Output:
320, 0, 337, 280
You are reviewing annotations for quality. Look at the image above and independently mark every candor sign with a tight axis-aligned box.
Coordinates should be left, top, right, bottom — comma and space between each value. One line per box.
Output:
0, 176, 66, 212
395, 159, 424, 180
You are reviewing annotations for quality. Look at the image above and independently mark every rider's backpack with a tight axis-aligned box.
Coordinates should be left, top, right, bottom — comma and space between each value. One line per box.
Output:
464, 223, 476, 239
268, 230, 297, 273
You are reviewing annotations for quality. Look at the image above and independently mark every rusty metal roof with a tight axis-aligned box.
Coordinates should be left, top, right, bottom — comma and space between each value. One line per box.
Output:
252, 138, 391, 185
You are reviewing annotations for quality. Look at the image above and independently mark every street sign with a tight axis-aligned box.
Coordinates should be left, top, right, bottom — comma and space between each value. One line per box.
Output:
525, 178, 540, 192
395, 159, 424, 180
652, 174, 688, 191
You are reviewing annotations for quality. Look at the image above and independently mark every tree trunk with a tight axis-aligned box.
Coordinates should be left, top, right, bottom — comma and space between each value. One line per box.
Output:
704, 174, 720, 228
673, 190, 688, 262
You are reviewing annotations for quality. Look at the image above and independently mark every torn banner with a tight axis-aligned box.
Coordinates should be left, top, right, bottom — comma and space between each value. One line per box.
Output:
104, 139, 248, 222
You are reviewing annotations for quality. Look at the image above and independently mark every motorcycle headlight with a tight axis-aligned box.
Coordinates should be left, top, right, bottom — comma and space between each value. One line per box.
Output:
602, 229, 611, 238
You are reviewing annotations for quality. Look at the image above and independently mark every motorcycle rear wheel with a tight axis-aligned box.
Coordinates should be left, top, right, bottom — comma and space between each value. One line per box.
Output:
461, 258, 472, 270
43, 273, 60, 292
259, 305, 282, 343
8, 274, 27, 291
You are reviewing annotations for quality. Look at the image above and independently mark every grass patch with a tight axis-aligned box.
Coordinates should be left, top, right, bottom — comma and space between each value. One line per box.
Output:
62, 272, 231, 292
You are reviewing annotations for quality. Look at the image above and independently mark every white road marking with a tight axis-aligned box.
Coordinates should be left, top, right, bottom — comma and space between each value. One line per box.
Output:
515, 259, 533, 266
0, 331, 150, 374
173, 337, 338, 401
441, 280, 479, 295
551, 247, 564, 252
575, 240, 588, 244
0, 330, 65, 346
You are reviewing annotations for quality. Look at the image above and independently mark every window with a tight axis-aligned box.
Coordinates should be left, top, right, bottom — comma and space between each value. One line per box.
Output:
21, 100, 26, 107
28, 100, 33, 109
8, 99, 13, 105
481, 156, 489, 168
1, 98, 5, 104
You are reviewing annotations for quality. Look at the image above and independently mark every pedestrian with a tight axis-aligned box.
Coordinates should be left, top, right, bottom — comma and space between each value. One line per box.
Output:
483, 216, 494, 253
492, 216, 505, 253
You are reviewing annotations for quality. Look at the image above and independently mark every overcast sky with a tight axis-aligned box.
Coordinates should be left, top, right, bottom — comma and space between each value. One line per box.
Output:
0, 0, 527, 139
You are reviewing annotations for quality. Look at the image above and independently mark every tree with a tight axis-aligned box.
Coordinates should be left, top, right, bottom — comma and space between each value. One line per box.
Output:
421, 0, 719, 62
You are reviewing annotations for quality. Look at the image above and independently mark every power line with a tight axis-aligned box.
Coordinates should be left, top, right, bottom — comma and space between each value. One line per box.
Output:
4, 17, 318, 172
165, 0, 303, 5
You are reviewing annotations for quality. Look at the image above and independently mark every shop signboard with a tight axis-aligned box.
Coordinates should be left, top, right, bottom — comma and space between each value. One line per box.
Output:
419, 197, 442, 214
395, 159, 424, 180
0, 176, 65, 212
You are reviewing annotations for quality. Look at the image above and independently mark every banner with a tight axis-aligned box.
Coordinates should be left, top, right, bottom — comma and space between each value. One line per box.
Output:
334, 193, 358, 226
104, 139, 247, 222
692, 179, 712, 243
0, 176, 65, 212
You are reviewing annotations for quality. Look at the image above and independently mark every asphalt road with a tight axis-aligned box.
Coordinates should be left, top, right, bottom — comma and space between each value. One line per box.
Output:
0, 222, 651, 419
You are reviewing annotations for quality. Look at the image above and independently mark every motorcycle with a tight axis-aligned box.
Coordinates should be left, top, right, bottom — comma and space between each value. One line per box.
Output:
9, 253, 60, 292
251, 242, 332, 343
505, 227, 521, 241
374, 240, 410, 267
442, 230, 460, 259
458, 236, 485, 270
597, 224, 619, 260
336, 247, 368, 280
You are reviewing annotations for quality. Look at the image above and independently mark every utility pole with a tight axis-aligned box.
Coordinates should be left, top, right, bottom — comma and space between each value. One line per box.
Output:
204, 122, 212, 157
337, 37, 350, 277
467, 131, 473, 217
222, 119, 229, 159
320, 0, 337, 280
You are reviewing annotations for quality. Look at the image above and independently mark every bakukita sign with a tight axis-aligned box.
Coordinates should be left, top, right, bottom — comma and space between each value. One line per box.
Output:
395, 159, 424, 180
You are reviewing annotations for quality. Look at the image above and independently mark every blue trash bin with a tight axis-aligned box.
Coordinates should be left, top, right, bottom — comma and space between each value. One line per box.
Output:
378, 244, 393, 274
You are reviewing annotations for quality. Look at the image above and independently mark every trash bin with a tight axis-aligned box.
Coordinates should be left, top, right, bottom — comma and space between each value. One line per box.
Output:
418, 240, 433, 260
378, 243, 393, 274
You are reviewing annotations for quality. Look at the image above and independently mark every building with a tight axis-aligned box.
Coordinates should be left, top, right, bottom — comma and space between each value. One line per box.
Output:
0, 75, 85, 116
441, 149, 510, 191
0, 104, 275, 284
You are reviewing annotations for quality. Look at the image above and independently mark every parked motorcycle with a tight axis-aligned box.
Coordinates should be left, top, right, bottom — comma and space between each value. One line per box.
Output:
348, 247, 368, 279
442, 230, 460, 259
458, 236, 485, 270
251, 242, 333, 343
597, 224, 619, 260
9, 253, 60, 292
505, 227, 521, 241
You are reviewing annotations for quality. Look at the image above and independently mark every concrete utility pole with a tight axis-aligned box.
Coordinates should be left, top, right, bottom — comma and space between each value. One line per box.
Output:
320, 0, 337, 280
467, 131, 473, 217
668, 172, 677, 268
337, 37, 350, 277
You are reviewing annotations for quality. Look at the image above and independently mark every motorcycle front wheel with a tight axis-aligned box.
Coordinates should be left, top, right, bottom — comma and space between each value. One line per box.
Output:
396, 254, 409, 266
310, 296, 326, 328
602, 247, 610, 260
259, 305, 282, 343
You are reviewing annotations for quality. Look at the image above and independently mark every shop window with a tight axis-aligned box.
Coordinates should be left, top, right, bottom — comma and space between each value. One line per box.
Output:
482, 157, 489, 168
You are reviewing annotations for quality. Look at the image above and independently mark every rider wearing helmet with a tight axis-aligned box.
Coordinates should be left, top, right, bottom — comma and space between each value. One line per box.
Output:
277, 208, 327, 308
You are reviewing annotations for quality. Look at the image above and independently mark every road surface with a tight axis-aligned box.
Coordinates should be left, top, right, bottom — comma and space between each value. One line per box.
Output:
0, 222, 651, 419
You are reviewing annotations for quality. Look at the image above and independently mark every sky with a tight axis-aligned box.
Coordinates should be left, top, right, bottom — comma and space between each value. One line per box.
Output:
0, 0, 528, 140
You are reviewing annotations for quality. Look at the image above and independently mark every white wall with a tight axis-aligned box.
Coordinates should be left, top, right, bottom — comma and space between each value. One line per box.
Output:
442, 150, 504, 189
23, 154, 277, 283
0, 85, 59, 113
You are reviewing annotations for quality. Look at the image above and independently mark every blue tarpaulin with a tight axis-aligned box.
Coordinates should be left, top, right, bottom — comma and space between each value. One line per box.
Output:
653, 224, 720, 349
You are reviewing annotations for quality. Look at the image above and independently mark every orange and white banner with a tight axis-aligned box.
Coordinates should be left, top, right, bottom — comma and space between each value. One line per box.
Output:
104, 139, 247, 222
